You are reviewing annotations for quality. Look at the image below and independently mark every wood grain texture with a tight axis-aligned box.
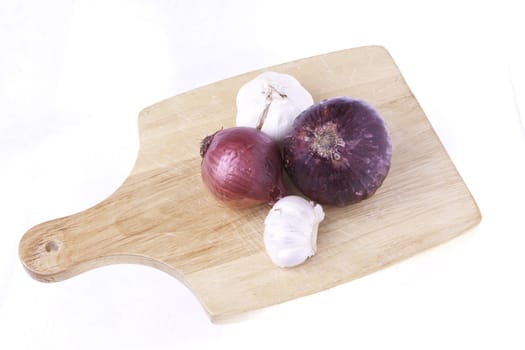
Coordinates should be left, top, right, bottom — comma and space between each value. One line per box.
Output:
19, 46, 481, 322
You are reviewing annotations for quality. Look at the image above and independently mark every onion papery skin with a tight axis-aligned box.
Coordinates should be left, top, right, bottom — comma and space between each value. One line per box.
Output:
283, 97, 392, 206
200, 127, 287, 208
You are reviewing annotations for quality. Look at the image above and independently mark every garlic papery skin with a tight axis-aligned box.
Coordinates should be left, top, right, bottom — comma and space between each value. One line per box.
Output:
236, 71, 314, 142
263, 195, 325, 268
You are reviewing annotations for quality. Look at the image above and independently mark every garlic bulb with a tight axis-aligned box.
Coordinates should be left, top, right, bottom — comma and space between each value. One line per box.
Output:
264, 195, 325, 268
236, 71, 314, 142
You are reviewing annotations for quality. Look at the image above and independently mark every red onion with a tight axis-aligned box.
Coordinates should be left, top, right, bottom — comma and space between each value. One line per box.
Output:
200, 127, 287, 208
283, 97, 392, 206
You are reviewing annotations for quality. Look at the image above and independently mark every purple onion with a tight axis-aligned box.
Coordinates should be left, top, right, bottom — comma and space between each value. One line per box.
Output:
200, 127, 287, 208
282, 97, 392, 206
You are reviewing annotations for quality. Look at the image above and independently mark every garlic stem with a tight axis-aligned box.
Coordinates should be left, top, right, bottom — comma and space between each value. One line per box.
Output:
236, 72, 313, 142
256, 84, 288, 130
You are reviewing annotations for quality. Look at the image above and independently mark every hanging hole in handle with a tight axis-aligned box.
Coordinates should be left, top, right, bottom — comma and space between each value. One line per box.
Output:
44, 240, 61, 253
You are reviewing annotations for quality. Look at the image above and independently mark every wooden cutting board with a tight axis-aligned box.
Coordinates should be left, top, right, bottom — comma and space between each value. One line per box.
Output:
19, 45, 481, 322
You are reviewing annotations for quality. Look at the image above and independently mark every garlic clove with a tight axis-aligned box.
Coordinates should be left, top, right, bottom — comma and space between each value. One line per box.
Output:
263, 195, 325, 268
236, 71, 314, 142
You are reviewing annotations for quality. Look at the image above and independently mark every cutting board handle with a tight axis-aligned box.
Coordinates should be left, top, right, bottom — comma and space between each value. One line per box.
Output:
18, 188, 168, 282
20, 205, 114, 282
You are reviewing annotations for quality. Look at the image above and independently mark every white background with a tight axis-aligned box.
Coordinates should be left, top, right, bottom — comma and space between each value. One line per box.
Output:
1, 1, 525, 349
